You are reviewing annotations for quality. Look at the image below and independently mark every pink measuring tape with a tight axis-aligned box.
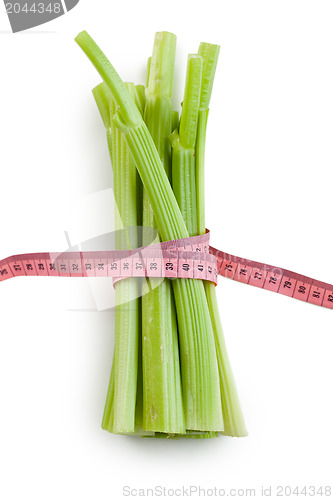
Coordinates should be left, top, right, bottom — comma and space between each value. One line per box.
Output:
1, 230, 333, 310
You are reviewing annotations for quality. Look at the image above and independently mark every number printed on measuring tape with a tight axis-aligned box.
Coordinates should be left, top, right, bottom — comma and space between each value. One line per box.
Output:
1, 231, 333, 310
211, 243, 333, 310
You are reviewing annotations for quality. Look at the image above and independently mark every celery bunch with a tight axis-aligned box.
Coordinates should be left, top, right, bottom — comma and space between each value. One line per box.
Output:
76, 30, 247, 439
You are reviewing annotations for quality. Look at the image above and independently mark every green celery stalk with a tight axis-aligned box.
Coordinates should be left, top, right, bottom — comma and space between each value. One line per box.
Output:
196, 42, 247, 437
170, 54, 202, 238
170, 53, 222, 436
142, 31, 185, 434
134, 84, 145, 235
196, 41, 220, 236
93, 82, 140, 434
76, 31, 223, 432
92, 82, 115, 431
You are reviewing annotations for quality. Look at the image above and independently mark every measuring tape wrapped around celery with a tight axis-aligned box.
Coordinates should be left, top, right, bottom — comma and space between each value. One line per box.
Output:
2, 238, 333, 309
2, 234, 332, 308
2, 31, 332, 439
73, 30, 247, 439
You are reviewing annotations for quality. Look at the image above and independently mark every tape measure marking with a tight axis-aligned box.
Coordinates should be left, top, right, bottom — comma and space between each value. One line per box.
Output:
1, 232, 333, 310
0, 232, 217, 286
0, 250, 217, 285
210, 246, 333, 310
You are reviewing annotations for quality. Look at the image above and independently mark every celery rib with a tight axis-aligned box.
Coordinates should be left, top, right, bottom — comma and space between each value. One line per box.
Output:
196, 42, 247, 437
142, 32, 185, 434
170, 54, 202, 238
93, 82, 140, 434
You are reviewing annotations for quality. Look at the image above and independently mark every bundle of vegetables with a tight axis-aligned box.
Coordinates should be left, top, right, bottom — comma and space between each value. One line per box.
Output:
76, 30, 247, 439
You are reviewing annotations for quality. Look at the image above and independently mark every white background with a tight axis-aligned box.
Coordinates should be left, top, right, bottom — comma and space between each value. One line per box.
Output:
0, 1, 333, 499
